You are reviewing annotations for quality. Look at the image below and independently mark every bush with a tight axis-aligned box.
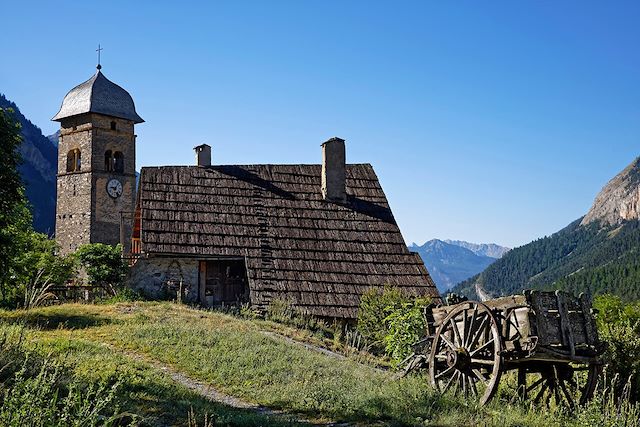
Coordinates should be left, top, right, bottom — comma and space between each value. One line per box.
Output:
75, 244, 128, 295
594, 294, 640, 400
383, 297, 432, 367
99, 287, 144, 304
357, 286, 408, 352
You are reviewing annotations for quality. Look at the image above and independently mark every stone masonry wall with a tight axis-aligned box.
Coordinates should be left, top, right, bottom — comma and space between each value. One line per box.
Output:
56, 115, 94, 254
55, 114, 137, 254
129, 258, 200, 303
90, 114, 137, 248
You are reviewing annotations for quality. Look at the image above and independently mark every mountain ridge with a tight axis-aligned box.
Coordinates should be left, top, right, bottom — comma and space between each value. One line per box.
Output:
453, 156, 640, 301
1, 94, 57, 234
410, 239, 508, 292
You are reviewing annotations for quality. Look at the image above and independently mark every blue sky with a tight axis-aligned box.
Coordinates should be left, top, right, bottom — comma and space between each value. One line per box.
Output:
2, 1, 638, 248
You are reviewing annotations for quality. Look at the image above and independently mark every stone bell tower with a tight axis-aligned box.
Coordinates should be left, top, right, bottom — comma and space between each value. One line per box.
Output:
52, 64, 143, 255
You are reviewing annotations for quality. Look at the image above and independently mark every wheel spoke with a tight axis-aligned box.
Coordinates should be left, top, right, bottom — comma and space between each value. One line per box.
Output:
472, 368, 489, 384
435, 365, 456, 380
442, 370, 459, 394
470, 376, 479, 397
465, 307, 478, 346
462, 373, 468, 397
450, 318, 463, 347
526, 377, 545, 393
440, 334, 456, 351
452, 371, 461, 396
559, 380, 575, 408
469, 338, 495, 356
462, 308, 469, 346
533, 383, 549, 405
468, 315, 488, 350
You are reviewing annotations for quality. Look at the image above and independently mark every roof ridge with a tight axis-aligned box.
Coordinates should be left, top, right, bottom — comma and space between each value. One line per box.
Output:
140, 163, 373, 169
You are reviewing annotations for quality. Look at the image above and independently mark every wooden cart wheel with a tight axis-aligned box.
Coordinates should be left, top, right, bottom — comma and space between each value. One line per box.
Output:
515, 363, 601, 408
429, 302, 503, 405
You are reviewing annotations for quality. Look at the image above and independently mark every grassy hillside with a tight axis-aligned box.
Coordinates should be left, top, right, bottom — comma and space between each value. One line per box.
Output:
454, 219, 640, 300
0, 301, 636, 426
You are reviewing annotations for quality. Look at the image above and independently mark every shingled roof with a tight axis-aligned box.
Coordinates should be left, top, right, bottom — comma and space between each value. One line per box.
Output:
136, 163, 440, 318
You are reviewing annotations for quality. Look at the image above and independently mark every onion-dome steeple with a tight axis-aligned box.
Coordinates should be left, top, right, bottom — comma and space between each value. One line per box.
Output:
52, 67, 144, 123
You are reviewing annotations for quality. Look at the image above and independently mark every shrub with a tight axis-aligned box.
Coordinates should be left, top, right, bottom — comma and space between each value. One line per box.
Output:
357, 286, 410, 352
357, 286, 404, 350
383, 297, 432, 367
75, 244, 128, 295
99, 286, 144, 304
593, 294, 640, 400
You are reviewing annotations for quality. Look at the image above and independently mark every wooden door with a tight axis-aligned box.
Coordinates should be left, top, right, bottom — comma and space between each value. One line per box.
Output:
199, 260, 249, 307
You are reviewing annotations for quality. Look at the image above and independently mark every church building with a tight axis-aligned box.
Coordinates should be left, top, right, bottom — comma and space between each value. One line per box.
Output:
53, 65, 440, 319
53, 64, 142, 255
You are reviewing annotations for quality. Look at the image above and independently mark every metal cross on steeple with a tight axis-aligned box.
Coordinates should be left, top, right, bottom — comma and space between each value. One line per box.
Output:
96, 44, 103, 70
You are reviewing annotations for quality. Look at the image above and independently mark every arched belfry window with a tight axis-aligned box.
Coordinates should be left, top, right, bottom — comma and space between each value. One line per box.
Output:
105, 150, 113, 171
66, 149, 81, 172
114, 151, 124, 173
110, 121, 117, 131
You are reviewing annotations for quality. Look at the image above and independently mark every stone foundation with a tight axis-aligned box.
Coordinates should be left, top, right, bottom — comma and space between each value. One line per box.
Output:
129, 257, 199, 303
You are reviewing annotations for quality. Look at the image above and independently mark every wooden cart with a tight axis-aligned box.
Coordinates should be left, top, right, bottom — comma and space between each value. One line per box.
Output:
407, 290, 604, 406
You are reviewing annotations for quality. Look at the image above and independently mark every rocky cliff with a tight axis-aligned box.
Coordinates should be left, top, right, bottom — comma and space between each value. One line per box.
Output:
453, 155, 640, 301
581, 157, 640, 227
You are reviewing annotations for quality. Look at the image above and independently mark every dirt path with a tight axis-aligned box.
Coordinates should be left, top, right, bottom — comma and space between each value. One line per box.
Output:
101, 343, 345, 425
475, 282, 492, 301
119, 349, 265, 411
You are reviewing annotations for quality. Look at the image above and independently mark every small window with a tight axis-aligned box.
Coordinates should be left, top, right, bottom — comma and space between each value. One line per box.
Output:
110, 121, 117, 131
66, 149, 81, 172
104, 150, 113, 171
113, 151, 124, 173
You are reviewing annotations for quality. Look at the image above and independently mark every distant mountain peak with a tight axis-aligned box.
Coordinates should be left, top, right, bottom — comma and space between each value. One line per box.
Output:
410, 239, 505, 292
444, 240, 510, 258
581, 157, 640, 227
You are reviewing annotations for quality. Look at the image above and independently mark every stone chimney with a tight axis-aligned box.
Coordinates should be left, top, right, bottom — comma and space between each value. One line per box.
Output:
194, 144, 211, 167
321, 137, 346, 203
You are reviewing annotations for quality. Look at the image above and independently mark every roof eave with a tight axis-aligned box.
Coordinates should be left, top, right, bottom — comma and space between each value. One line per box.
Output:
51, 110, 144, 124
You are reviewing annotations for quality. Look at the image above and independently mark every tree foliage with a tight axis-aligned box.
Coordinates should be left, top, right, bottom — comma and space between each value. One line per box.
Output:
75, 244, 127, 294
454, 219, 640, 301
593, 295, 640, 400
0, 107, 25, 229
0, 107, 76, 308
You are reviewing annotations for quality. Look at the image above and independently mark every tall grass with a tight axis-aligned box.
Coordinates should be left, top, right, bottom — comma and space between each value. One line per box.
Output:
2, 302, 640, 426
0, 325, 133, 426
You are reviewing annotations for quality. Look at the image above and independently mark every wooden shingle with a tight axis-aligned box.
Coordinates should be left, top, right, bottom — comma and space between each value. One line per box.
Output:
137, 163, 440, 318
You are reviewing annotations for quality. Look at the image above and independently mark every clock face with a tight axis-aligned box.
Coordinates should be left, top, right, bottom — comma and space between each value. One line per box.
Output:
106, 179, 123, 199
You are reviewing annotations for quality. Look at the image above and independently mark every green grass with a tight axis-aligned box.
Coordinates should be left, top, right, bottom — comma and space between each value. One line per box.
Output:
1, 302, 638, 426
